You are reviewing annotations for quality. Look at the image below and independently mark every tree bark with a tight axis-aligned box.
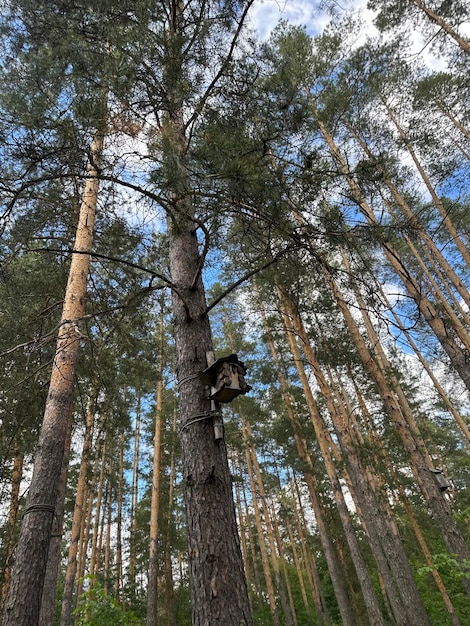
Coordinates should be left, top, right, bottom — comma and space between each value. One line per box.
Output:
39, 409, 73, 626
169, 210, 252, 623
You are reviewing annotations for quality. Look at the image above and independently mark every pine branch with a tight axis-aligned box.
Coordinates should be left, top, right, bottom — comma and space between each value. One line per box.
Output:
29, 247, 191, 318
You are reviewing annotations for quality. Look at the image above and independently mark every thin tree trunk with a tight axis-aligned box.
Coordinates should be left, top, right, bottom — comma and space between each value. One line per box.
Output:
75, 424, 104, 619
291, 471, 340, 626
349, 123, 470, 313
278, 286, 388, 626
115, 431, 125, 606
287, 471, 331, 626
435, 100, 470, 143
244, 420, 294, 626
3, 126, 104, 626
255, 298, 334, 626
129, 394, 142, 605
312, 110, 470, 392
412, 0, 470, 53
382, 288, 470, 446
242, 422, 280, 626
385, 103, 470, 270
89, 431, 108, 578
0, 446, 24, 618
234, 475, 252, 600
354, 383, 462, 626
322, 262, 470, 592
268, 497, 297, 626
60, 389, 99, 626
104, 460, 113, 594
239, 454, 263, 599
147, 302, 166, 626
283, 507, 309, 613
163, 409, 178, 626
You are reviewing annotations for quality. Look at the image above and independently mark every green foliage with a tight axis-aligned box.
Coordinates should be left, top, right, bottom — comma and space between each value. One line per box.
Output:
415, 553, 470, 624
74, 578, 143, 626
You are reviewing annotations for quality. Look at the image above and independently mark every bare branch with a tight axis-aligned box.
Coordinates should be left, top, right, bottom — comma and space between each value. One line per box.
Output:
29, 247, 191, 318
204, 247, 291, 315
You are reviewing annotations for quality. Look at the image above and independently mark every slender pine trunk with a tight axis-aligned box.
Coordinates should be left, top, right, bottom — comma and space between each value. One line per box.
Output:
2, 126, 104, 626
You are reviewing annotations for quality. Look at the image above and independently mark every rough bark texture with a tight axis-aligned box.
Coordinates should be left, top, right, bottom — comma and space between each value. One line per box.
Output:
2, 129, 102, 626
39, 413, 72, 626
169, 217, 252, 624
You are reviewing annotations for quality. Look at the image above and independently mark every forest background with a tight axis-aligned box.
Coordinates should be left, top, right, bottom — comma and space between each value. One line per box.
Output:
0, 0, 469, 624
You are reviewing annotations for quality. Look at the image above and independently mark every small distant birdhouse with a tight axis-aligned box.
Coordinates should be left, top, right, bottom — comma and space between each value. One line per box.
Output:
199, 354, 252, 403
430, 468, 451, 492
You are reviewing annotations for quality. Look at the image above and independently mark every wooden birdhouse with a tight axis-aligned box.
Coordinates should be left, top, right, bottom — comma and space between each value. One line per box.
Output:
430, 468, 451, 492
199, 354, 252, 403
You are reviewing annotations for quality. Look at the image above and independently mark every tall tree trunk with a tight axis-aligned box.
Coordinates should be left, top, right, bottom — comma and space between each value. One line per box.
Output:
61, 389, 98, 626
381, 287, 470, 446
115, 431, 125, 606
233, 469, 252, 604
89, 430, 108, 578
163, 409, 178, 626
39, 408, 73, 626
2, 126, 104, 626
104, 460, 113, 594
277, 286, 387, 626
282, 503, 310, 614
162, 1, 252, 626
267, 493, 297, 626
147, 301, 165, 626
162, 0, 252, 619
242, 423, 280, 626
75, 422, 104, 618
287, 471, 331, 626
348, 123, 470, 313
311, 110, 470, 392
354, 383, 462, 626
168, 160, 252, 626
412, 0, 470, 53
321, 262, 470, 592
129, 394, 141, 605
259, 296, 345, 623
0, 446, 24, 619
243, 419, 294, 626
384, 103, 470, 270
238, 453, 263, 598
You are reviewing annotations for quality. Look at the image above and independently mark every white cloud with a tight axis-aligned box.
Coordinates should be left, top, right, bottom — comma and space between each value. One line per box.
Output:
249, 0, 331, 40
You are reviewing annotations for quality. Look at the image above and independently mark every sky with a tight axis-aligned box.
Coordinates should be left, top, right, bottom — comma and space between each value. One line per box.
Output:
249, 0, 377, 40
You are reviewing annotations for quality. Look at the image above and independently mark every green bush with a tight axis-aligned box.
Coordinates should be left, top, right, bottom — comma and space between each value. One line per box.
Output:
74, 577, 142, 626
